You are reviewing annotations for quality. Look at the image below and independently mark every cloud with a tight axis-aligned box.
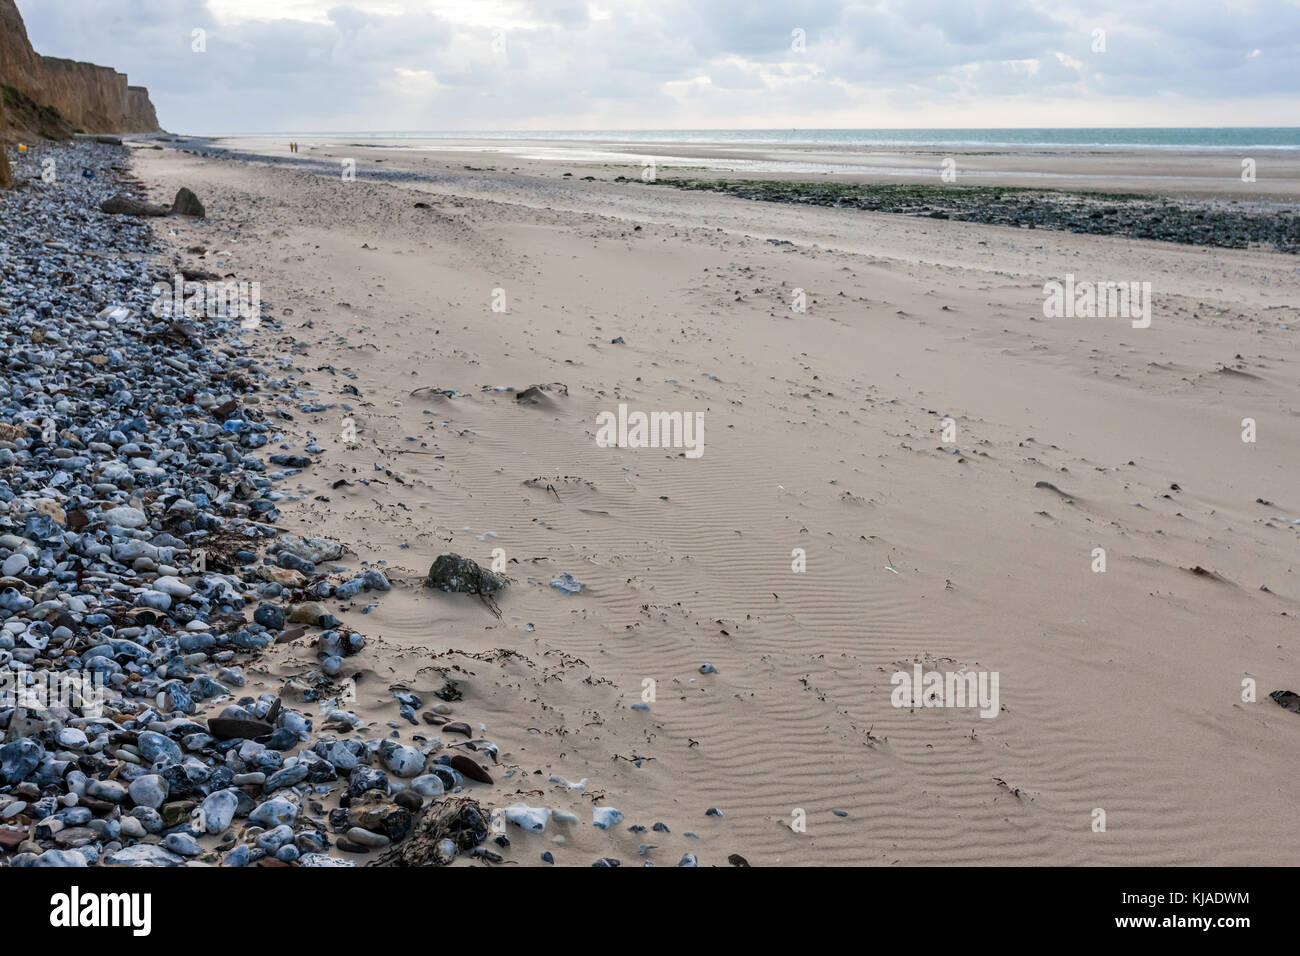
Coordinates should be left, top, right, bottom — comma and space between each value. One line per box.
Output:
16, 0, 1300, 131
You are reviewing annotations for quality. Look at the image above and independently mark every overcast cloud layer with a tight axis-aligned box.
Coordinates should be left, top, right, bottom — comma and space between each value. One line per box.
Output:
20, 0, 1300, 133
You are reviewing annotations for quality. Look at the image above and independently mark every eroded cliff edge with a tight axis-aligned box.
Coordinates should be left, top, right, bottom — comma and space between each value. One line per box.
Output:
0, 0, 162, 140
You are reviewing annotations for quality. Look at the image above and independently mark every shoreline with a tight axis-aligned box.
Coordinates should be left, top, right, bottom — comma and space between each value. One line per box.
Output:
154, 132, 1300, 203
156, 134, 1300, 252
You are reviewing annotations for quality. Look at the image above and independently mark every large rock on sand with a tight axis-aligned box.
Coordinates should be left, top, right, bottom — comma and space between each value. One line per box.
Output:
171, 187, 205, 217
424, 553, 508, 594
99, 187, 206, 218
101, 192, 169, 216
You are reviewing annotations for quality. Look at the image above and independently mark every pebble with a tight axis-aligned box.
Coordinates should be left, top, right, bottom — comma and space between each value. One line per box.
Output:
446, 753, 492, 784
33, 849, 88, 867
86, 780, 126, 803
394, 790, 423, 812
102, 506, 148, 529
127, 775, 168, 810
378, 740, 426, 778
162, 832, 202, 856
103, 844, 185, 867
54, 728, 88, 750
504, 802, 551, 833
0, 140, 539, 871
593, 807, 623, 830
257, 825, 294, 851
549, 573, 584, 594
346, 827, 390, 848
249, 797, 297, 828
411, 774, 446, 797
426, 764, 463, 791
152, 576, 193, 599
137, 731, 183, 767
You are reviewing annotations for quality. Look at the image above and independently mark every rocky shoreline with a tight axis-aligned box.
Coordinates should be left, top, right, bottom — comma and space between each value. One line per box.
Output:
640, 178, 1300, 253
0, 141, 501, 868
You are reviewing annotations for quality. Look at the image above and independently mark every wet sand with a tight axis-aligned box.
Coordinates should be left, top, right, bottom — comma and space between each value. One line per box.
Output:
197, 134, 1300, 199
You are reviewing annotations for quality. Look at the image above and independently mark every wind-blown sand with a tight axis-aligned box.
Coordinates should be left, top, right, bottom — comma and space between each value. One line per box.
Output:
131, 139, 1300, 865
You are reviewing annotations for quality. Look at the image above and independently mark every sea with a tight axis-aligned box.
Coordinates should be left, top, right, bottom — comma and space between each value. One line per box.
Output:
245, 128, 1300, 150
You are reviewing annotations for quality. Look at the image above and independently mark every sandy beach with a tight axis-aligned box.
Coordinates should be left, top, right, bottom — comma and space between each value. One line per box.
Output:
117, 136, 1300, 866
196, 134, 1300, 198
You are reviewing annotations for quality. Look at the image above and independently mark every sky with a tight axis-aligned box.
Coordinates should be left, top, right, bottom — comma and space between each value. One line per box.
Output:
18, 0, 1300, 133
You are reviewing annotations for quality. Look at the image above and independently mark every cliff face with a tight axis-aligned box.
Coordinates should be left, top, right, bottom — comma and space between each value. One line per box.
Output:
0, 99, 10, 187
126, 85, 158, 131
0, 0, 161, 140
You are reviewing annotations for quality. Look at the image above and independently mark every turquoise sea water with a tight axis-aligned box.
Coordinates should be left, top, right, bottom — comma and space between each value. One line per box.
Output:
262, 128, 1300, 150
